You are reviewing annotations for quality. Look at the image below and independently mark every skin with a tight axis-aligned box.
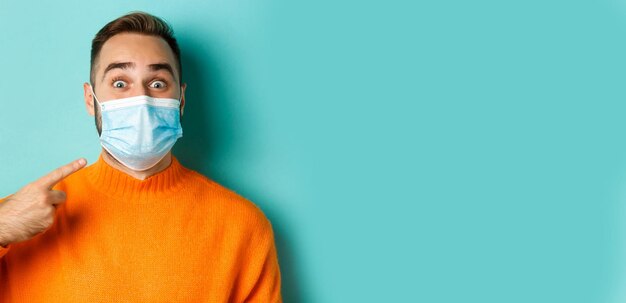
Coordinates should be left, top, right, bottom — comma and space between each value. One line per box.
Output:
0, 33, 187, 247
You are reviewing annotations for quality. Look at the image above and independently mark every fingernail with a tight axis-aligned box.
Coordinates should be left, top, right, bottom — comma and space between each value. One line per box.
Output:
78, 158, 86, 166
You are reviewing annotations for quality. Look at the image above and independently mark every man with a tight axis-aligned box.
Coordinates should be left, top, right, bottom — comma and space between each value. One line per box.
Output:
0, 11, 282, 302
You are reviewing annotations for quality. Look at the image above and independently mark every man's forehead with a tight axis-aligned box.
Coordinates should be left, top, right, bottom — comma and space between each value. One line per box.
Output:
96, 33, 177, 74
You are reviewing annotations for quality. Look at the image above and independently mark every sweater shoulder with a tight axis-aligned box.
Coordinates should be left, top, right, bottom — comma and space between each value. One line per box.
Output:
182, 168, 272, 229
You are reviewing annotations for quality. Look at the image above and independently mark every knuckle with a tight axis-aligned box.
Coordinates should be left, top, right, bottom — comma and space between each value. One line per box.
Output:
37, 202, 48, 210
38, 212, 54, 227
45, 216, 54, 227
37, 196, 50, 207
40, 191, 52, 201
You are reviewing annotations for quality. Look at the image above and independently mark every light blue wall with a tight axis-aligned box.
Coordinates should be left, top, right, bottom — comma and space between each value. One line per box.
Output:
2, 0, 626, 302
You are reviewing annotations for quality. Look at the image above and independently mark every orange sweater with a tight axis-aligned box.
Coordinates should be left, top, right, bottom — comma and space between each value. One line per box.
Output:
0, 155, 282, 302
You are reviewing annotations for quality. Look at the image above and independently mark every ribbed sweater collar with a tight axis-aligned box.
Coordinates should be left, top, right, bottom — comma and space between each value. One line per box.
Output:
86, 154, 188, 200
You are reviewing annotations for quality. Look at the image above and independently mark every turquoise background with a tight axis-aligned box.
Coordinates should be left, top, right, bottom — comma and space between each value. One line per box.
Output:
2, 0, 626, 302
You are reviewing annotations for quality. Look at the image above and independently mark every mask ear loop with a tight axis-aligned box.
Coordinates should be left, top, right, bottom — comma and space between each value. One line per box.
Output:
178, 84, 183, 103
178, 84, 184, 119
89, 84, 104, 138
89, 84, 103, 109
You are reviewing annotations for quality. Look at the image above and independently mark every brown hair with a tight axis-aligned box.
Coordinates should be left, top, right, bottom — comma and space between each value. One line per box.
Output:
89, 11, 182, 88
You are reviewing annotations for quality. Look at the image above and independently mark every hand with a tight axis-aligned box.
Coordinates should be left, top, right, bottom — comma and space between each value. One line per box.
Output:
0, 158, 87, 247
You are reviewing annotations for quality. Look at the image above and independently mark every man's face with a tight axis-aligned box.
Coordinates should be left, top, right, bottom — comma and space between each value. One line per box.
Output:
83, 33, 186, 134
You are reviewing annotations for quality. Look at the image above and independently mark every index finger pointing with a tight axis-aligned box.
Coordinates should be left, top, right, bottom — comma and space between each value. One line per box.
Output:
34, 158, 87, 189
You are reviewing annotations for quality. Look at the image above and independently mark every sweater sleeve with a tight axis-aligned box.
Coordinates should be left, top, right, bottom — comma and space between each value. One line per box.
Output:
0, 242, 8, 259
242, 217, 283, 303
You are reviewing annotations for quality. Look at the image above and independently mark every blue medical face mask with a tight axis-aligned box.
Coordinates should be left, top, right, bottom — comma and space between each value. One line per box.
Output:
90, 85, 183, 171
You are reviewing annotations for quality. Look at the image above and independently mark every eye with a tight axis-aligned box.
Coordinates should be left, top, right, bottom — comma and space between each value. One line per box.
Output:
112, 80, 127, 88
150, 80, 167, 89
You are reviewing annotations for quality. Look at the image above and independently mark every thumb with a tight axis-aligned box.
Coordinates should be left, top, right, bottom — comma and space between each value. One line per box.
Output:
49, 190, 67, 206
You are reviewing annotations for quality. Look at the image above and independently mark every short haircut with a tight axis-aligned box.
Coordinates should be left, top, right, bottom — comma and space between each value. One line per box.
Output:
89, 11, 182, 88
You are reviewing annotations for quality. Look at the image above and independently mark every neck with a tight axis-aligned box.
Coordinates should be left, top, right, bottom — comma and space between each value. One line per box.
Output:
100, 149, 172, 181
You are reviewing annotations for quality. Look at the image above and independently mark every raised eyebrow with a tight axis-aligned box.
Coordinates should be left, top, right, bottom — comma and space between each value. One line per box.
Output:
101, 62, 135, 82
148, 63, 177, 82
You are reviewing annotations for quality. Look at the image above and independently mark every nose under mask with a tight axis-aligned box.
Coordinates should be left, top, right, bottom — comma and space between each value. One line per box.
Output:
90, 85, 183, 171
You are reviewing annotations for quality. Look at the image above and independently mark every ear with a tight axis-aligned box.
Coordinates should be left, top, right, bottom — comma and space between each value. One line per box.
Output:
83, 82, 95, 116
180, 83, 187, 116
